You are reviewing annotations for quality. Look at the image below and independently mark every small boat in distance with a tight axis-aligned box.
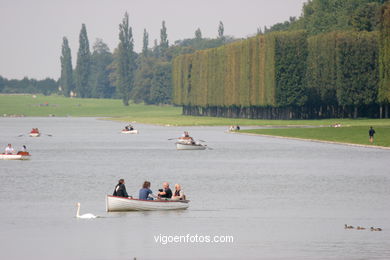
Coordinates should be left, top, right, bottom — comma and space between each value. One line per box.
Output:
106, 195, 189, 211
29, 128, 40, 137
176, 142, 206, 150
121, 129, 139, 134
121, 124, 138, 134
174, 131, 207, 150
0, 152, 31, 160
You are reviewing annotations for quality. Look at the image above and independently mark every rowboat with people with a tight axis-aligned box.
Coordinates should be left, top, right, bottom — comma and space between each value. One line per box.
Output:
175, 142, 207, 150
105, 195, 189, 211
29, 128, 40, 137
0, 152, 31, 160
121, 129, 139, 134
174, 131, 208, 150
121, 124, 138, 134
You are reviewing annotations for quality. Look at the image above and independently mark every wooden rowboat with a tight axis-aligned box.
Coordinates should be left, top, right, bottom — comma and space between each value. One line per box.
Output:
106, 195, 189, 212
176, 142, 206, 150
0, 153, 31, 160
121, 129, 139, 134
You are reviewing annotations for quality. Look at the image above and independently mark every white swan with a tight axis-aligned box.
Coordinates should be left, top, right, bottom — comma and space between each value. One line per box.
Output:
76, 202, 97, 219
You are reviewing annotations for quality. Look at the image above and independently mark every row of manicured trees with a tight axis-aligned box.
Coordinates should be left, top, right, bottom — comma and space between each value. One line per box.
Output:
274, 31, 308, 108
307, 31, 379, 118
336, 31, 379, 118
379, 2, 390, 118
172, 31, 307, 109
306, 32, 338, 116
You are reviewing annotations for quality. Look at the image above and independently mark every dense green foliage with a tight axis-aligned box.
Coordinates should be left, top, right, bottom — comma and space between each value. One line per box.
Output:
173, 31, 309, 107
307, 31, 379, 117
75, 24, 91, 98
379, 2, 390, 104
90, 39, 115, 98
60, 37, 74, 97
268, 0, 384, 35
173, 29, 381, 118
0, 77, 58, 95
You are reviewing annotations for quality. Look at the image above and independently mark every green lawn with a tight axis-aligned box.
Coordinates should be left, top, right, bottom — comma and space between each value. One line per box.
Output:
241, 126, 390, 147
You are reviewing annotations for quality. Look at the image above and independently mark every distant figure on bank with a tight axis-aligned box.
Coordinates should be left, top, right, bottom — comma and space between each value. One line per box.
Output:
113, 179, 130, 198
369, 126, 375, 144
4, 144, 15, 154
158, 182, 172, 199
172, 184, 186, 200
139, 181, 156, 200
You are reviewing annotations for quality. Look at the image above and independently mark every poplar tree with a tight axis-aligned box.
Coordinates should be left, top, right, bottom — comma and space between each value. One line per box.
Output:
142, 29, 149, 57
60, 37, 74, 97
218, 21, 224, 39
75, 24, 91, 98
195, 28, 202, 40
160, 21, 169, 57
116, 12, 135, 106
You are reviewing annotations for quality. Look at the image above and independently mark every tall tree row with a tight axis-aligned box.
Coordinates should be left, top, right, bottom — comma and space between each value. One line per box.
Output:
379, 2, 390, 117
173, 30, 381, 119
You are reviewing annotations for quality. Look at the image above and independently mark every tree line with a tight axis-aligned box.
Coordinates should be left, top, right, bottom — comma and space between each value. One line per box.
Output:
0, 76, 57, 95
172, 1, 390, 119
59, 13, 232, 106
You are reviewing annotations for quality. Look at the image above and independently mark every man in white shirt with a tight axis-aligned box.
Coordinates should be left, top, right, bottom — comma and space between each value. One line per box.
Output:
5, 144, 15, 154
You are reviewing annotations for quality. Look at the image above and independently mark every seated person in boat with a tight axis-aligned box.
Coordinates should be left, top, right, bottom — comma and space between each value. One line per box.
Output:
158, 182, 172, 199
113, 179, 131, 198
17, 145, 29, 155
139, 181, 157, 200
31, 128, 39, 133
4, 144, 15, 154
171, 184, 186, 200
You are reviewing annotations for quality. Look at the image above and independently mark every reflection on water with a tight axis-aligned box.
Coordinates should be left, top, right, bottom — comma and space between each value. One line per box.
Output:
0, 117, 389, 259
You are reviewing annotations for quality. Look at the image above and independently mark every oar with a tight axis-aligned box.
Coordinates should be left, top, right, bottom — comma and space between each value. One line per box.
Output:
17, 134, 24, 137
198, 140, 206, 142
45, 133, 53, 137
205, 145, 213, 150
168, 138, 178, 140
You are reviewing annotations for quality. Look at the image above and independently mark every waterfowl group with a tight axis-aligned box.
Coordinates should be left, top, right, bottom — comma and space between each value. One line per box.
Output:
345, 224, 383, 231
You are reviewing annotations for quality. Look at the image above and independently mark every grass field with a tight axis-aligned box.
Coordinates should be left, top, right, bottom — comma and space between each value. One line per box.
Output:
1, 94, 389, 147
241, 126, 390, 147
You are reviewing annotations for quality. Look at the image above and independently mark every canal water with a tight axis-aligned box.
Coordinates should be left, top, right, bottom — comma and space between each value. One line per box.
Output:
0, 117, 389, 259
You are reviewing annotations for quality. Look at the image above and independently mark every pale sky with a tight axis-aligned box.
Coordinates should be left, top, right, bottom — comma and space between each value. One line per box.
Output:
0, 0, 308, 80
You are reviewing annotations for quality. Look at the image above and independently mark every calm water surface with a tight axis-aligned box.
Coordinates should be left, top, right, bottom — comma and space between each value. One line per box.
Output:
0, 117, 389, 260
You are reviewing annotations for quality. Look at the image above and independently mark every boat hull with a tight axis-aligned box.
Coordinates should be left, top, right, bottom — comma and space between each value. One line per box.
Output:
106, 195, 189, 212
29, 133, 40, 137
176, 142, 206, 150
0, 154, 31, 160
121, 130, 138, 134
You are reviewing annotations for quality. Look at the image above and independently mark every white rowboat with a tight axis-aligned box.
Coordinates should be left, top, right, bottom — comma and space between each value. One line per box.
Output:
106, 195, 189, 211
29, 133, 40, 137
0, 153, 31, 160
176, 142, 206, 150
121, 129, 139, 134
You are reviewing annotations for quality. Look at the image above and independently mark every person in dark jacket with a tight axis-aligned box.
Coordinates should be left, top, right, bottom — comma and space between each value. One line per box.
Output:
113, 179, 130, 198
158, 182, 172, 199
369, 126, 375, 144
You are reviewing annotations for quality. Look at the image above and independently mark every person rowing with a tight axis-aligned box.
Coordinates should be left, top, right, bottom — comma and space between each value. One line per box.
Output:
4, 144, 15, 154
